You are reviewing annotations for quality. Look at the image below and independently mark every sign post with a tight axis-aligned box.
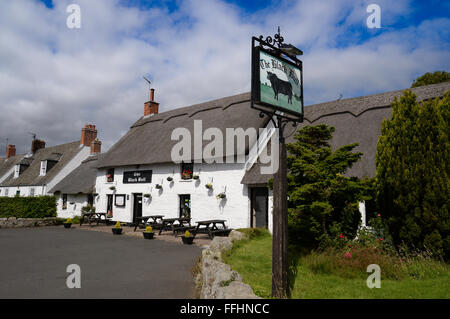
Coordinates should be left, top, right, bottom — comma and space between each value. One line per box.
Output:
251, 28, 303, 298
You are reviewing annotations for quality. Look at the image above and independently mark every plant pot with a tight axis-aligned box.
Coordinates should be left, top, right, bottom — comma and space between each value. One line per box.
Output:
64, 223, 72, 229
182, 236, 194, 245
143, 232, 155, 239
112, 228, 123, 235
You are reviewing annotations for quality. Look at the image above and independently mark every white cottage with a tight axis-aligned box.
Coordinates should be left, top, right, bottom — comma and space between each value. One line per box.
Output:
0, 125, 101, 204
49, 151, 102, 218
93, 90, 274, 231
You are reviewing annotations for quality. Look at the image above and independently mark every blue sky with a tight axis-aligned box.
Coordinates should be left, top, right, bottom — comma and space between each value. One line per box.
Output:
1, 0, 449, 154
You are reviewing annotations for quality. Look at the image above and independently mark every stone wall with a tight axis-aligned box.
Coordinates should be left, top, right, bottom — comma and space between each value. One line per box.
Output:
197, 230, 261, 299
0, 217, 62, 228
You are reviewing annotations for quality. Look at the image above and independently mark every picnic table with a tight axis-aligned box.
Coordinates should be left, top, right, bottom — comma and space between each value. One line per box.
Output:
192, 220, 232, 239
80, 212, 108, 226
133, 215, 165, 232
158, 217, 191, 235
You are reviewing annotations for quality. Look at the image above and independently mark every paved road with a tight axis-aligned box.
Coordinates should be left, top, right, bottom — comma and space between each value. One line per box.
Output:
0, 227, 202, 298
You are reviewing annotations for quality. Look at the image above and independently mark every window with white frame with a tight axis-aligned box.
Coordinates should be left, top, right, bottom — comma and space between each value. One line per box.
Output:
40, 161, 47, 176
14, 164, 20, 178
30, 188, 35, 196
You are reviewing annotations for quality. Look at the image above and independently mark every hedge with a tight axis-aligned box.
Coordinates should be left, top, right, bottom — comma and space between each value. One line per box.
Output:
0, 196, 57, 218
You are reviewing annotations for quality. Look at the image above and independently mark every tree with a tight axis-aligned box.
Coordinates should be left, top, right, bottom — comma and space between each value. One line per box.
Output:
411, 71, 450, 88
285, 125, 370, 250
376, 90, 450, 259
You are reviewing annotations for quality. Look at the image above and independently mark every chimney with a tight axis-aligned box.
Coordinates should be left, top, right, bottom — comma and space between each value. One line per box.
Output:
80, 124, 98, 147
6, 144, 16, 159
31, 139, 46, 154
90, 138, 102, 155
144, 88, 159, 116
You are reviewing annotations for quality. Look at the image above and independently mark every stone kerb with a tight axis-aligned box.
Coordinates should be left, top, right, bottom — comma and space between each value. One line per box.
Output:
0, 217, 62, 228
198, 230, 261, 299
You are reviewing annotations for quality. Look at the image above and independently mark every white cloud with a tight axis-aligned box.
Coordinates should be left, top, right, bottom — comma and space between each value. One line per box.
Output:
0, 0, 448, 155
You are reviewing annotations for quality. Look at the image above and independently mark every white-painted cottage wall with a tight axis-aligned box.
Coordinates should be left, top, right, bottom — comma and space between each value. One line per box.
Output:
56, 194, 89, 219
0, 185, 45, 197
94, 161, 251, 230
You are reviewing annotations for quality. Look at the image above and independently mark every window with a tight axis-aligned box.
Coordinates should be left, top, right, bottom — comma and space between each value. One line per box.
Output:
62, 194, 67, 210
40, 161, 47, 176
14, 165, 20, 178
5, 189, 9, 196
30, 188, 35, 196
181, 162, 193, 180
15, 190, 20, 196
87, 194, 94, 206
106, 168, 115, 182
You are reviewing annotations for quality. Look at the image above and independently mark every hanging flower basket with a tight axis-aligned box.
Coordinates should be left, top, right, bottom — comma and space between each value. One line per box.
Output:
193, 174, 199, 180
216, 193, 226, 199
143, 193, 151, 198
181, 169, 193, 180
109, 186, 116, 190
205, 183, 213, 190
167, 176, 173, 182
155, 184, 162, 189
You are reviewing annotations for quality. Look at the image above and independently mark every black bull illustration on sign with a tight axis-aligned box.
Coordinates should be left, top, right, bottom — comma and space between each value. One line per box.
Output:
266, 71, 293, 104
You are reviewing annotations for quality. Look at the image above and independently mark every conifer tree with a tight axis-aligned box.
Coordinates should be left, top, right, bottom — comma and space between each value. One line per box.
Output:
285, 125, 369, 249
376, 91, 449, 259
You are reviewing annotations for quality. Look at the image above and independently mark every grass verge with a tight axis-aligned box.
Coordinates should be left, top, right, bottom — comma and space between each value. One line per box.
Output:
222, 230, 450, 299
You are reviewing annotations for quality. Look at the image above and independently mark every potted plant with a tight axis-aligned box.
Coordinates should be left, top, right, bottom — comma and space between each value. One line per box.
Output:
64, 218, 72, 229
109, 185, 116, 191
205, 183, 213, 190
167, 176, 173, 182
143, 226, 155, 239
155, 184, 162, 189
192, 174, 199, 180
112, 221, 123, 235
143, 193, 151, 198
216, 192, 226, 199
181, 230, 194, 245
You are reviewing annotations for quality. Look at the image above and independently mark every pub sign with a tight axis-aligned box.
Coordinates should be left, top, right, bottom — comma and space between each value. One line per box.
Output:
123, 170, 152, 184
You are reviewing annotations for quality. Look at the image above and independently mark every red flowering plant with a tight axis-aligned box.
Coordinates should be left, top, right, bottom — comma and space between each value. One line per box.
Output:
181, 169, 193, 180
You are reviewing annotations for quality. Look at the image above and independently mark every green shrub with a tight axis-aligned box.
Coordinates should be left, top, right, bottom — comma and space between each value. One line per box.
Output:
376, 91, 450, 260
236, 228, 270, 239
0, 196, 56, 218
283, 124, 371, 250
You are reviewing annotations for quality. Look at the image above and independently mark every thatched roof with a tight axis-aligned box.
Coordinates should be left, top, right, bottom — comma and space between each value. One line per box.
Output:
241, 82, 450, 185
96, 93, 270, 168
1, 141, 83, 187
49, 154, 103, 194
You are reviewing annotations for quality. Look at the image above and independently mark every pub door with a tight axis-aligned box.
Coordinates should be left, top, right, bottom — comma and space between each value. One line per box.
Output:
107, 194, 113, 217
250, 187, 268, 228
179, 194, 191, 218
133, 193, 143, 221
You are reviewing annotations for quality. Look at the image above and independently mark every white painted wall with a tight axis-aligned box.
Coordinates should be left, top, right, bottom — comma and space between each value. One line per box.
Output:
56, 193, 89, 219
94, 161, 252, 230
0, 185, 45, 197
